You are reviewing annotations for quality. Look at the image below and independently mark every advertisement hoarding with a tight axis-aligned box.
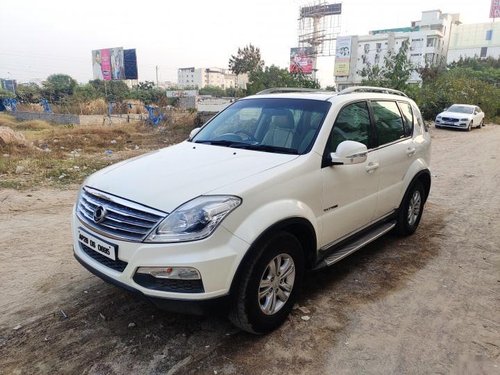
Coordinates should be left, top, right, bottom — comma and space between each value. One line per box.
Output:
92, 47, 128, 81
300, 3, 342, 17
0, 79, 17, 93
290, 47, 314, 74
491, 0, 500, 18
334, 36, 352, 77
123, 49, 138, 80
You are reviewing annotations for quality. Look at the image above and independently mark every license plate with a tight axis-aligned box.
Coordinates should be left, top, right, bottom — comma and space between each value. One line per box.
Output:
78, 228, 117, 261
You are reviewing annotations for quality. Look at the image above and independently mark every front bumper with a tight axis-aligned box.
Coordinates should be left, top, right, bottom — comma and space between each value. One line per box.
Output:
73, 251, 230, 315
435, 120, 469, 129
72, 210, 250, 307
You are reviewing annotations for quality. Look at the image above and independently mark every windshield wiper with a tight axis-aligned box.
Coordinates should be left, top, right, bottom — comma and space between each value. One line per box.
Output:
194, 140, 298, 154
233, 144, 299, 155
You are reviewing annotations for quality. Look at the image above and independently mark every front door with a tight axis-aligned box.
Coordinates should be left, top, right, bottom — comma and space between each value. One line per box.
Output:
320, 101, 379, 248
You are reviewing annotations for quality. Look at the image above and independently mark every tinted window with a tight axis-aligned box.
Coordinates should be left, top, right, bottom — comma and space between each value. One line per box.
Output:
398, 101, 414, 137
372, 101, 405, 145
327, 101, 370, 153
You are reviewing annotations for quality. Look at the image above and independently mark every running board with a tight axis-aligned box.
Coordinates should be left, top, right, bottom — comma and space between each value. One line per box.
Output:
314, 221, 396, 270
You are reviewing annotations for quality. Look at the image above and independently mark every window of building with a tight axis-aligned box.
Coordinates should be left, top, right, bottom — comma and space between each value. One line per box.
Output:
376, 43, 382, 52
371, 101, 405, 145
364, 43, 370, 53
486, 30, 493, 41
426, 37, 435, 47
480, 47, 488, 58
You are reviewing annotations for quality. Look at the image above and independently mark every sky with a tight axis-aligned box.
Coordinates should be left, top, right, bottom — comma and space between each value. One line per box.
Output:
0, 0, 495, 87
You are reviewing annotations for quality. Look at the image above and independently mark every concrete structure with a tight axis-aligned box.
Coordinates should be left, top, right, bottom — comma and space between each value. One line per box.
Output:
335, 10, 460, 89
177, 67, 248, 89
447, 22, 500, 63
13, 111, 144, 125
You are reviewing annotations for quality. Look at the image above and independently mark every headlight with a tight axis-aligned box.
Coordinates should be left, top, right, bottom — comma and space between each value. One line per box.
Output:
145, 196, 241, 243
436, 116, 442, 119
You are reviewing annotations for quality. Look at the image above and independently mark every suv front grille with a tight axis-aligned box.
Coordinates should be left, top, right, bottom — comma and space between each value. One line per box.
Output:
77, 187, 166, 242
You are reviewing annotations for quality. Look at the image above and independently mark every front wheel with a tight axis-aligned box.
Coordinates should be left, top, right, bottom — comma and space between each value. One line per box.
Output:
395, 181, 425, 236
467, 121, 472, 131
229, 232, 304, 334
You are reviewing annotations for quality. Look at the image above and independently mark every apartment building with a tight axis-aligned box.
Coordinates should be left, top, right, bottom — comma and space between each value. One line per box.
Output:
447, 22, 500, 63
177, 67, 248, 89
335, 10, 460, 89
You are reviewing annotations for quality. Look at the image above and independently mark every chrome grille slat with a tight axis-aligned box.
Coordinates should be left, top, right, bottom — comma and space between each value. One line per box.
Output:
81, 194, 159, 222
77, 187, 166, 242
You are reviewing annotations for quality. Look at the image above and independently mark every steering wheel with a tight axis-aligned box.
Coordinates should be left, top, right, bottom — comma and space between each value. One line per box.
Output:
234, 130, 257, 142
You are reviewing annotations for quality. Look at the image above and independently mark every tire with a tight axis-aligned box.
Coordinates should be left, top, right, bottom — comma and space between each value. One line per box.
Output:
229, 231, 304, 334
467, 121, 472, 131
395, 181, 425, 236
480, 120, 485, 128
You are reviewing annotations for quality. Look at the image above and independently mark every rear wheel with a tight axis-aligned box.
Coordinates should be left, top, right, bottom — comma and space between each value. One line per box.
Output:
395, 181, 425, 236
480, 120, 485, 128
229, 232, 304, 334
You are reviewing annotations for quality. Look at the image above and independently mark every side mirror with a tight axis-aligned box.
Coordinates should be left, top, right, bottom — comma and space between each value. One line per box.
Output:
189, 127, 201, 140
329, 141, 368, 166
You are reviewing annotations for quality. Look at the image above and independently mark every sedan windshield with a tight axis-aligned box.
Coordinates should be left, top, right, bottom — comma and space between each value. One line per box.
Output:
191, 98, 331, 155
447, 105, 474, 114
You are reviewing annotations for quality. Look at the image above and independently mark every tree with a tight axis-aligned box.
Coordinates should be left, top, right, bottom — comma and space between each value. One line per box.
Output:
229, 44, 264, 75
15, 83, 42, 103
41, 74, 77, 103
246, 65, 320, 95
359, 39, 414, 90
88, 79, 130, 102
128, 81, 167, 105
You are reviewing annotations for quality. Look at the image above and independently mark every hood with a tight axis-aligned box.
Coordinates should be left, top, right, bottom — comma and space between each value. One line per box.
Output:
438, 111, 473, 119
85, 141, 298, 212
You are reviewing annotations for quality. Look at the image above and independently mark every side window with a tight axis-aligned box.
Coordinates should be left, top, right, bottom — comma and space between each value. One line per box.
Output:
327, 101, 370, 154
398, 101, 414, 137
371, 101, 405, 145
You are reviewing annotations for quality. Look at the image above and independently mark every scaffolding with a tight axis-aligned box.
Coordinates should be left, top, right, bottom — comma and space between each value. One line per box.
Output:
297, 1, 342, 79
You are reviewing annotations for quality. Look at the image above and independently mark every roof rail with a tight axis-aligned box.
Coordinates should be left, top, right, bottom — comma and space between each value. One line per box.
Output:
339, 86, 408, 97
256, 87, 335, 95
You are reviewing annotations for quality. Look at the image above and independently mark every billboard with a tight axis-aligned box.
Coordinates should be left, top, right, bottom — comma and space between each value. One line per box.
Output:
491, 0, 500, 18
300, 3, 342, 17
334, 36, 352, 77
0, 79, 17, 93
92, 47, 138, 80
290, 47, 314, 74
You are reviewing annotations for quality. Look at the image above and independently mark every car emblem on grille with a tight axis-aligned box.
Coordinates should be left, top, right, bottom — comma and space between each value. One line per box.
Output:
93, 206, 107, 223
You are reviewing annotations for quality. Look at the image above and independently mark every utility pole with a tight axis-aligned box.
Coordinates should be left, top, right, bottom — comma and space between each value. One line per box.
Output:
156, 65, 159, 87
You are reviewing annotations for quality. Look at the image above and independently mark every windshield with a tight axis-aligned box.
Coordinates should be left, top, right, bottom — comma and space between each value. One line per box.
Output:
191, 98, 331, 155
447, 105, 474, 114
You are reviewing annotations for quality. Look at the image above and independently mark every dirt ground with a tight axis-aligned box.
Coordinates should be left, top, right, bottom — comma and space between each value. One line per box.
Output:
0, 125, 499, 374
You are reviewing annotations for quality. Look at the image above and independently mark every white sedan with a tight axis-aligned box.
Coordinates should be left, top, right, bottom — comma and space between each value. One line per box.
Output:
435, 104, 485, 131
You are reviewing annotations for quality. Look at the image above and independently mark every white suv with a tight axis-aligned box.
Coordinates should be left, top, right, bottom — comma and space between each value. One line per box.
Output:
73, 86, 431, 334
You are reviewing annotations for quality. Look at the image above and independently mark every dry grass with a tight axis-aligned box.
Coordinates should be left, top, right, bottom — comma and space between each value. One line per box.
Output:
0, 113, 194, 189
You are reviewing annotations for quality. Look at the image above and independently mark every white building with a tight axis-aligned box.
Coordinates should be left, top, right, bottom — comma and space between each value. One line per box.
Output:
335, 10, 460, 89
177, 67, 248, 90
447, 22, 500, 63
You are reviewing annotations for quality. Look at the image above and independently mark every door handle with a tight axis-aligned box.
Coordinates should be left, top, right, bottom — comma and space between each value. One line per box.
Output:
365, 162, 379, 173
406, 147, 416, 157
